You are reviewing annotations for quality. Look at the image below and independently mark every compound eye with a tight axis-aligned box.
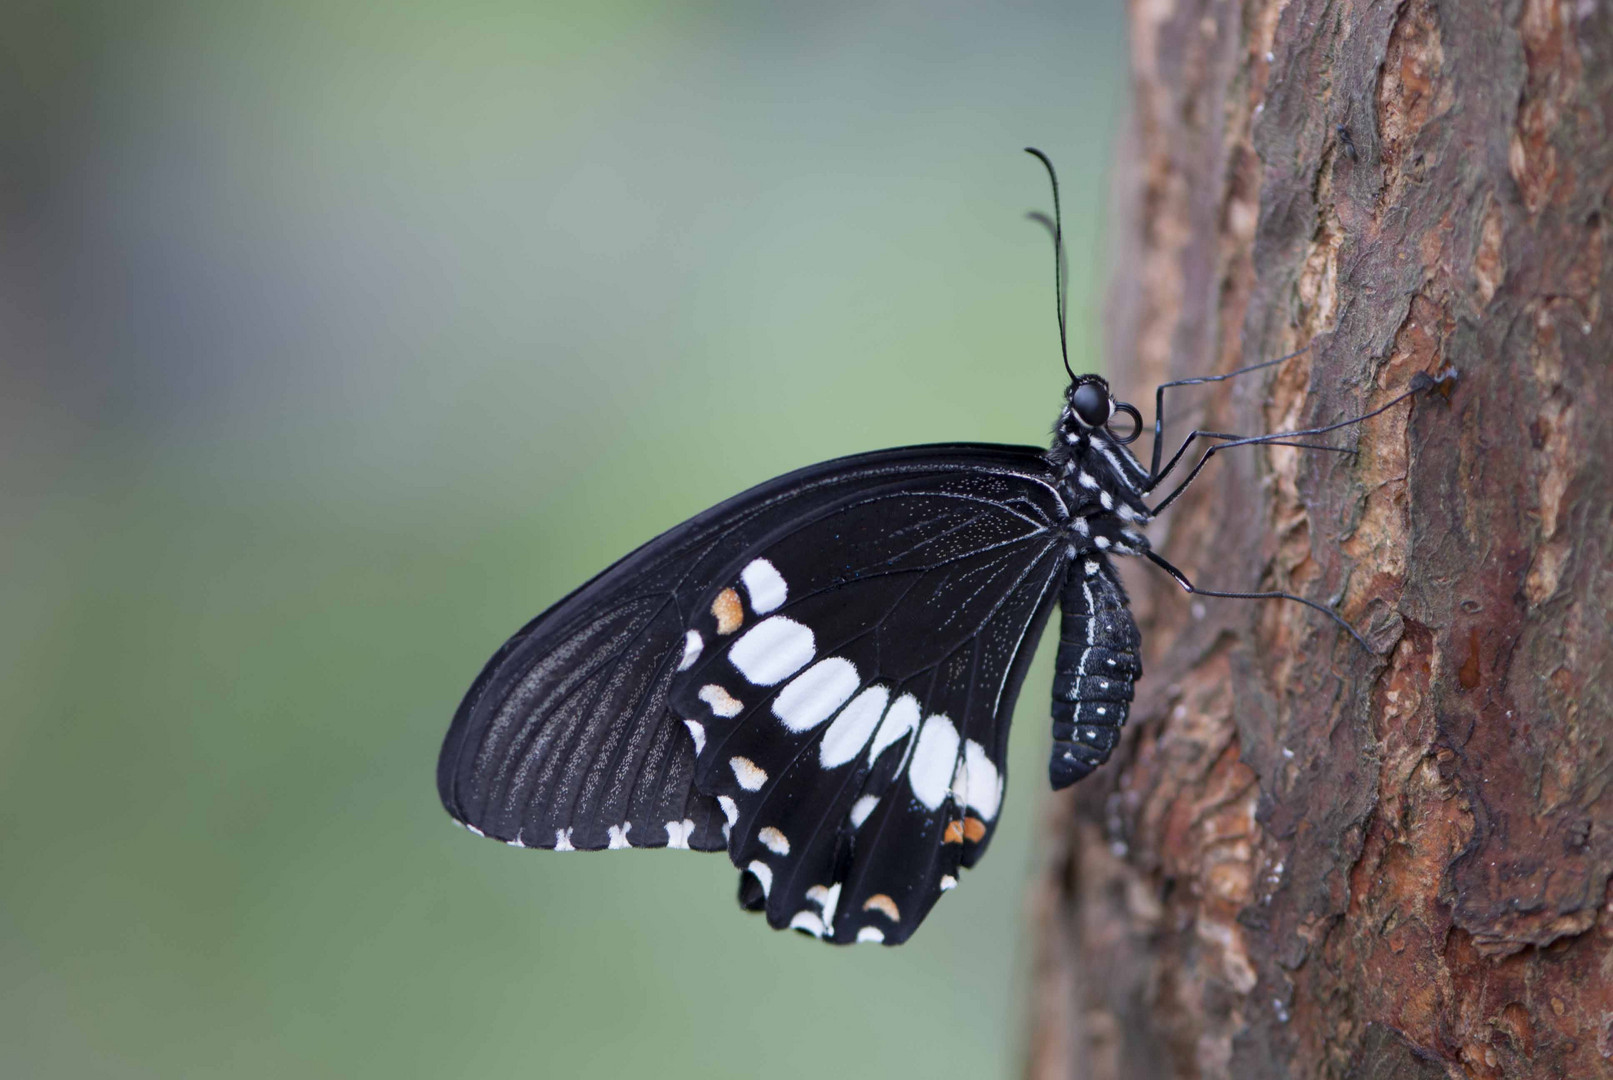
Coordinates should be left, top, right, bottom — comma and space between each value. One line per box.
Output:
1072, 381, 1110, 427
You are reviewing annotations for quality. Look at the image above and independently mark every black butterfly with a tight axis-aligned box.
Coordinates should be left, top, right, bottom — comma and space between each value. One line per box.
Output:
436, 150, 1434, 945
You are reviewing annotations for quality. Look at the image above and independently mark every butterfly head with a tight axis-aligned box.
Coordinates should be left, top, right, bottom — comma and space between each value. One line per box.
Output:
1063, 375, 1143, 445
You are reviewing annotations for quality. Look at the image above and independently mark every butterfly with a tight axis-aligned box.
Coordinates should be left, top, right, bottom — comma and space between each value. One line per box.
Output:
435, 150, 1437, 945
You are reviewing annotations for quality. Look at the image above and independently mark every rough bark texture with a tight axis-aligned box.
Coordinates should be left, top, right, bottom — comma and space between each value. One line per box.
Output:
1026, 2, 1613, 1078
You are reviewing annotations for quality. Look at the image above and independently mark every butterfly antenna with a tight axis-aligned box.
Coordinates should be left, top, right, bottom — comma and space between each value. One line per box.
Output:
1025, 147, 1075, 382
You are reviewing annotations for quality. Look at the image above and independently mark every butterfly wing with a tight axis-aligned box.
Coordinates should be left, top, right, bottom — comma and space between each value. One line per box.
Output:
669, 467, 1069, 943
437, 444, 1069, 942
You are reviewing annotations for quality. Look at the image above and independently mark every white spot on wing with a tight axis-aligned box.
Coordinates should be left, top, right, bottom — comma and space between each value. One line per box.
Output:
819, 684, 889, 767
730, 756, 768, 791
962, 739, 1003, 821
729, 616, 816, 686
683, 719, 707, 755
665, 819, 694, 849
808, 882, 842, 930
554, 828, 575, 851
698, 685, 742, 718
806, 889, 845, 922
608, 823, 631, 849
868, 693, 921, 762
758, 826, 789, 855
678, 629, 703, 671
789, 910, 825, 937
939, 874, 958, 891
747, 860, 773, 897
907, 715, 961, 810
506, 836, 525, 848
717, 795, 739, 827
740, 558, 788, 614
772, 657, 860, 732
856, 926, 885, 944
849, 794, 879, 828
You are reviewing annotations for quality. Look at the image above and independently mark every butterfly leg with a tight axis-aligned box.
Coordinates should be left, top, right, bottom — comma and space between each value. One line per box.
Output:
1146, 384, 1427, 515
1145, 431, 1352, 494
1146, 345, 1313, 479
1144, 550, 1368, 649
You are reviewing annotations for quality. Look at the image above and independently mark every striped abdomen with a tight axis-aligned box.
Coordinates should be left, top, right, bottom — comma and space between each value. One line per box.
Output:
1049, 553, 1141, 789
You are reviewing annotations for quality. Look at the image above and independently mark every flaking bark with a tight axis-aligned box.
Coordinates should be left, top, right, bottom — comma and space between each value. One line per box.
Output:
1026, 2, 1613, 1078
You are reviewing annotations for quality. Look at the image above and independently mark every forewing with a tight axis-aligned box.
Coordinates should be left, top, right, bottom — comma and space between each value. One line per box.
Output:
437, 445, 1061, 871
668, 469, 1068, 944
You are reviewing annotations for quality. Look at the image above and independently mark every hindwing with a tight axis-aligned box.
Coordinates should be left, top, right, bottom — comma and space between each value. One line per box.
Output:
667, 469, 1067, 943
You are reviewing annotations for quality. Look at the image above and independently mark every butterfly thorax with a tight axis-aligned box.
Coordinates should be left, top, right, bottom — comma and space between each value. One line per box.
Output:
1046, 400, 1154, 559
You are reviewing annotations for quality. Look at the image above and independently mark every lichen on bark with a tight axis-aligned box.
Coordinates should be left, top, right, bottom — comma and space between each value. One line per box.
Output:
1027, 1, 1613, 1078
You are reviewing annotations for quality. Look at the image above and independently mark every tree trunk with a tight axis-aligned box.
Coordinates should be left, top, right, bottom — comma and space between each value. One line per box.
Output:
1026, 2, 1613, 1078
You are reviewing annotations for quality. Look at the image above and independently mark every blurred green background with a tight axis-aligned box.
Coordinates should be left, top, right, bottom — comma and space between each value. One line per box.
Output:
2, 3, 1125, 1077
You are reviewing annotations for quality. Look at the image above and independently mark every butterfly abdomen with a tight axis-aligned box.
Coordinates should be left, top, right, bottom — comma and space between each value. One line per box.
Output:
1048, 553, 1141, 789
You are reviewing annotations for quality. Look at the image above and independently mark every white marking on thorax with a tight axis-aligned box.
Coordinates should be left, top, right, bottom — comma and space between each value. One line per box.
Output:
1095, 440, 1146, 493
729, 616, 816, 685
772, 657, 860, 732
740, 558, 788, 614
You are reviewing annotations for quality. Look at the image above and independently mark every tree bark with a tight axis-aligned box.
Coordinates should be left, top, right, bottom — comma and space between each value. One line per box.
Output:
1026, 2, 1613, 1078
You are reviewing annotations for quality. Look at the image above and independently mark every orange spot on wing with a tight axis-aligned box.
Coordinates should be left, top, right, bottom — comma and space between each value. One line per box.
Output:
963, 817, 988, 843
712, 588, 743, 634
943, 820, 965, 844
863, 894, 901, 921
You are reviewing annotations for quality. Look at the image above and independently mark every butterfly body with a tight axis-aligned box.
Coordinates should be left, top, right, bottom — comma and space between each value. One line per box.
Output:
1044, 383, 1152, 788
